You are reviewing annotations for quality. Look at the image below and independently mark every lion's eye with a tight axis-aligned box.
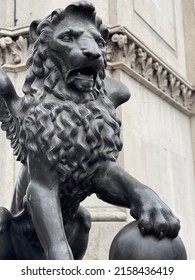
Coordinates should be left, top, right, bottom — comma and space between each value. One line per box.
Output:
59, 33, 72, 42
97, 39, 105, 48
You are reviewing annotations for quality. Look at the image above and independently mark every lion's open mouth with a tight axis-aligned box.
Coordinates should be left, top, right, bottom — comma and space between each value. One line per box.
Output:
66, 67, 97, 92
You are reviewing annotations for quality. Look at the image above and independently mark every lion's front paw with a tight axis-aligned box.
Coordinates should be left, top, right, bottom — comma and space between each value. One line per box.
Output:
137, 207, 180, 239
130, 188, 180, 239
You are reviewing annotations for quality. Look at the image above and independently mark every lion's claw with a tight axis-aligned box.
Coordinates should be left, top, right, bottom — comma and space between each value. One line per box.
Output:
131, 187, 181, 239
137, 210, 180, 239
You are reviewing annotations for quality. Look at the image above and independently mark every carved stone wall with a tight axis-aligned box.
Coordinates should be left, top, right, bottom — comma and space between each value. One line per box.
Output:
1, 0, 195, 260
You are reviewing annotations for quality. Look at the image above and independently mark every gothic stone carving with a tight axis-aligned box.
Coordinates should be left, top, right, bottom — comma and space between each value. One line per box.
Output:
107, 27, 195, 113
0, 1, 184, 260
0, 36, 28, 66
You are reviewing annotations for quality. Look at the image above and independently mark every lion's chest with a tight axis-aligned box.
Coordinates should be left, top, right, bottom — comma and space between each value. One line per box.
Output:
22, 97, 122, 184
62, 100, 121, 167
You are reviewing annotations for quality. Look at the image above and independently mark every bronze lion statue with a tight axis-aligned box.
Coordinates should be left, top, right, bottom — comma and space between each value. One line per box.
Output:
0, 1, 181, 259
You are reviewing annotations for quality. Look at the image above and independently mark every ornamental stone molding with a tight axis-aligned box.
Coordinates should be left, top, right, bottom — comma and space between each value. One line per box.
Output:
0, 27, 29, 71
0, 35, 28, 66
0, 25, 195, 116
107, 26, 195, 116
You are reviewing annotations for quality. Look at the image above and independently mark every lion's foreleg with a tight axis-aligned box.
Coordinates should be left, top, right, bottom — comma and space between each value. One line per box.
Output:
26, 156, 73, 260
92, 161, 180, 239
10, 165, 29, 215
65, 206, 91, 260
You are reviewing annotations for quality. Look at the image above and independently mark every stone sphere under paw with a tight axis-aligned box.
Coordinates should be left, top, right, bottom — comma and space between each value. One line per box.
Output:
109, 221, 187, 260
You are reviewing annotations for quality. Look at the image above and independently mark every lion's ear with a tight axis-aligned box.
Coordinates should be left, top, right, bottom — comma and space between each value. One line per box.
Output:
29, 20, 41, 41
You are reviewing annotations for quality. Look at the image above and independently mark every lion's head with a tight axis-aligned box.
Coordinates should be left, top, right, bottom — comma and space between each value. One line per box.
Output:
20, 1, 122, 187
23, 1, 109, 102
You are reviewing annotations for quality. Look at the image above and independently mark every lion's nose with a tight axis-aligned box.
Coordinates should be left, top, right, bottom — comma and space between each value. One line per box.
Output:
82, 49, 101, 60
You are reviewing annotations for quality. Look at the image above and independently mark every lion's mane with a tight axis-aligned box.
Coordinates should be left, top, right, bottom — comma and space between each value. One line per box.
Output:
19, 2, 123, 187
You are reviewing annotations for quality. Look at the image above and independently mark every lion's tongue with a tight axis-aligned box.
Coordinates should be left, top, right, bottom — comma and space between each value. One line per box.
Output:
68, 73, 94, 92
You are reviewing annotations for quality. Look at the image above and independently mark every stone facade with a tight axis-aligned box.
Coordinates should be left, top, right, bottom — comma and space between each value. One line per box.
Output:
0, 0, 195, 259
